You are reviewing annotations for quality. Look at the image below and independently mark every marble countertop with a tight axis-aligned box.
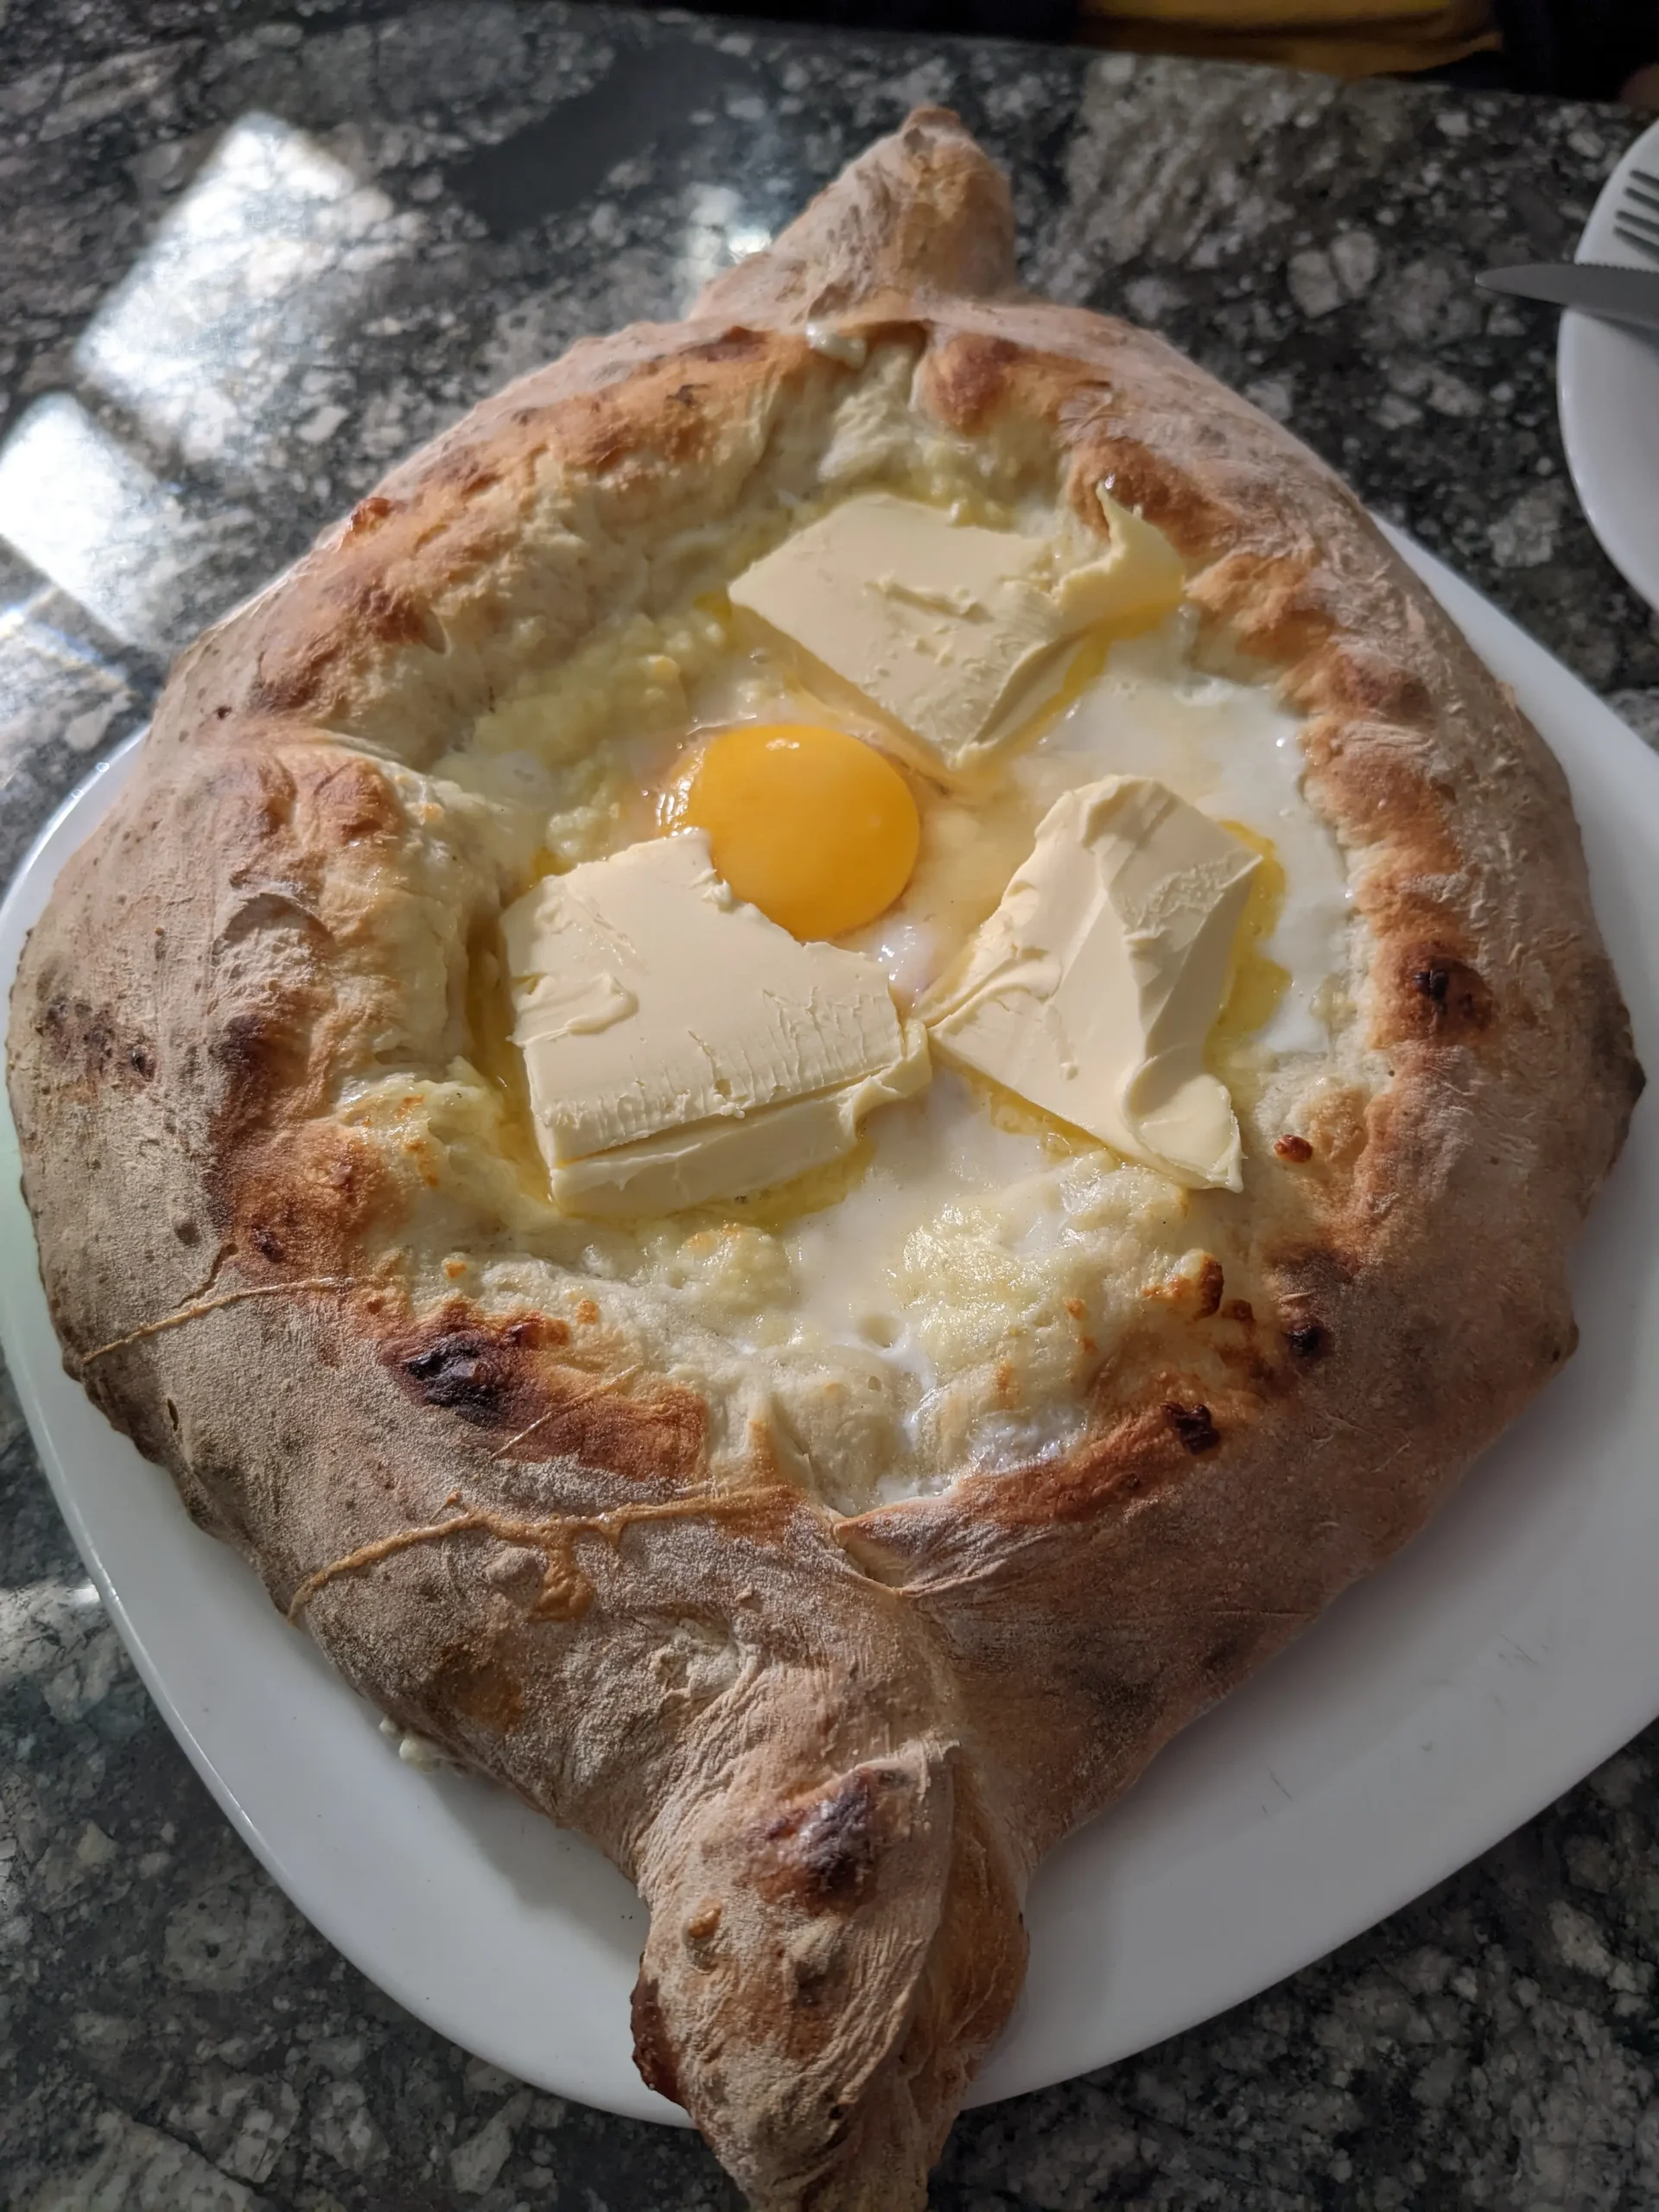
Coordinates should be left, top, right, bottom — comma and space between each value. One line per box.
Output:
3, 6, 1659, 2207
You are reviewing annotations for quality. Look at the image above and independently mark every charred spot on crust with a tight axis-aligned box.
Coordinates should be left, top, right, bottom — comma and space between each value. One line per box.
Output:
1194, 1256, 1225, 1317
1402, 950, 1493, 1037
760, 1772, 881, 1909
1274, 1134, 1313, 1163
630, 1974, 683, 2107
384, 1301, 705, 1482
1270, 1249, 1355, 1376
40, 998, 100, 1069
1163, 1401, 1220, 1454
795, 1777, 880, 1902
35, 999, 156, 1097
399, 1329, 531, 1425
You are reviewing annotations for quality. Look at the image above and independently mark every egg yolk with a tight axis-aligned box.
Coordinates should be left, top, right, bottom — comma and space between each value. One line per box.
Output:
682, 723, 920, 940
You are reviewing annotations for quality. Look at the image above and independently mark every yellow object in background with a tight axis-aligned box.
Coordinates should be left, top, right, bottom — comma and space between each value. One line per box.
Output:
1078, 0, 1499, 78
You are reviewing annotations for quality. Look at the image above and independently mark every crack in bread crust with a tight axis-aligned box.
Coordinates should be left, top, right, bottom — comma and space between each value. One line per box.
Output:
6, 109, 1641, 2212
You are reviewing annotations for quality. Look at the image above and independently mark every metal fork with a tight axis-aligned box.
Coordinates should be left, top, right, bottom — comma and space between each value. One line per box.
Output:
1615, 168, 1659, 263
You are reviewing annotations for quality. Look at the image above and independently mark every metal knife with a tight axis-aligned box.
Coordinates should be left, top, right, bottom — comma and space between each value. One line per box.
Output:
1478, 262, 1659, 333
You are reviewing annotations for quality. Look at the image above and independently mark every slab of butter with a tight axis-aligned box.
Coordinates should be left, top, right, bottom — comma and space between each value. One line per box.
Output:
500, 831, 929, 1216
728, 489, 1184, 780
919, 777, 1257, 1190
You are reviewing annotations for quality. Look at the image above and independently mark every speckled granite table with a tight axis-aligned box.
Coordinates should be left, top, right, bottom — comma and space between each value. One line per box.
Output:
3, 7, 1658, 2208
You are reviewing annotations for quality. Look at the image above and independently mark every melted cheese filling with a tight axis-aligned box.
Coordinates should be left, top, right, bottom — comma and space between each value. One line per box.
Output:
429, 608, 1347, 1368
399, 440, 1356, 1502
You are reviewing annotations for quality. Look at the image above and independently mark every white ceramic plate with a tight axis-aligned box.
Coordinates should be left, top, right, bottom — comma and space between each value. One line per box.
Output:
1558, 115, 1659, 610
5, 531, 1659, 2120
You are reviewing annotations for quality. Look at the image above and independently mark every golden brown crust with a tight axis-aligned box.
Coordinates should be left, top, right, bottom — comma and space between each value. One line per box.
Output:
6, 109, 1641, 2210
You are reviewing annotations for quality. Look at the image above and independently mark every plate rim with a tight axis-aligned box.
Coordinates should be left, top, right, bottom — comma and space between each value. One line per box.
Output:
1557, 112, 1659, 611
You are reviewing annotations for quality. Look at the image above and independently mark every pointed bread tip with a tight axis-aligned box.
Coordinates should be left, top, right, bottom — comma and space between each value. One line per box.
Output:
695, 107, 1019, 327
631, 1731, 1026, 2211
